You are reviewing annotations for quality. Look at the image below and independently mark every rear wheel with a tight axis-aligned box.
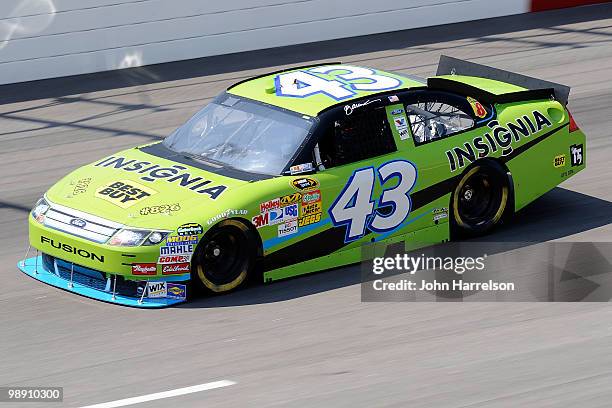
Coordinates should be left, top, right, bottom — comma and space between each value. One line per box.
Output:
452, 162, 510, 237
192, 219, 257, 294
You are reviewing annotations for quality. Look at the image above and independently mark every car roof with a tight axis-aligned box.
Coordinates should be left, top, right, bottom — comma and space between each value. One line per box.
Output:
226, 63, 424, 117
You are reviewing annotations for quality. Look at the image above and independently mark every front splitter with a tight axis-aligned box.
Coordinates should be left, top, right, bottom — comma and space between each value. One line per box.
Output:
18, 256, 187, 308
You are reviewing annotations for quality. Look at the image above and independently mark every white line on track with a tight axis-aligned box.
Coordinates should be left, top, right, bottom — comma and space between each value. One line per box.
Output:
79, 380, 236, 408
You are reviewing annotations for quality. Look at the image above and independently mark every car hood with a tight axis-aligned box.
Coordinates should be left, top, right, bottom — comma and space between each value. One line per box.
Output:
44, 144, 257, 229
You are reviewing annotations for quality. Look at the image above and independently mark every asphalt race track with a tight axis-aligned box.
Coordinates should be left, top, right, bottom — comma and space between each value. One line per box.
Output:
2, 4, 612, 407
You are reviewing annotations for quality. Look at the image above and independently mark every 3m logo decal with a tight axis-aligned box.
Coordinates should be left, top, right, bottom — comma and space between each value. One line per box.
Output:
95, 180, 157, 208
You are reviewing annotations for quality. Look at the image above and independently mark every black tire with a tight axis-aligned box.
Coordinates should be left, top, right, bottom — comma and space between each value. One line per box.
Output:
451, 162, 510, 237
191, 219, 257, 294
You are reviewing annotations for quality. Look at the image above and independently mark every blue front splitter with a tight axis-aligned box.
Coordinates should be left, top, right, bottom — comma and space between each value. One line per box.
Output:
18, 256, 187, 308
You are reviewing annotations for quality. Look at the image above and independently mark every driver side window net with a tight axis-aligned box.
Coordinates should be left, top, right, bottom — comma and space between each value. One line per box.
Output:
406, 101, 474, 145
318, 107, 396, 169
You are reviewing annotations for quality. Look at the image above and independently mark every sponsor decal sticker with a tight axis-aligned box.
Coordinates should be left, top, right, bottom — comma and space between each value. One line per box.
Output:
162, 263, 190, 275
398, 128, 410, 141
160, 244, 194, 256
207, 209, 248, 225
260, 198, 280, 213
147, 281, 167, 298
166, 235, 198, 246
291, 177, 319, 191
131, 263, 157, 276
269, 204, 299, 225
71, 177, 92, 195
570, 144, 584, 166
94, 156, 227, 200
177, 223, 203, 236
391, 108, 404, 116
554, 154, 566, 168
158, 255, 190, 264
289, 163, 314, 175
278, 220, 298, 237
388, 95, 399, 103
95, 180, 157, 208
252, 212, 269, 228
167, 283, 187, 300
298, 212, 322, 227
280, 192, 302, 207
467, 96, 487, 119
394, 117, 407, 128
301, 201, 322, 217
302, 190, 321, 204
140, 204, 181, 216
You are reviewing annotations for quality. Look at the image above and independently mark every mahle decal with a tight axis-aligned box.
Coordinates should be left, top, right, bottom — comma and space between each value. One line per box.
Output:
95, 180, 157, 208
94, 156, 227, 199
445, 110, 552, 172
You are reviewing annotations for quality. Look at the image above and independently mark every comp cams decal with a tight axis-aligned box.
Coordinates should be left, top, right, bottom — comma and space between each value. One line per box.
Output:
94, 156, 227, 199
95, 180, 157, 208
329, 160, 418, 242
445, 110, 553, 172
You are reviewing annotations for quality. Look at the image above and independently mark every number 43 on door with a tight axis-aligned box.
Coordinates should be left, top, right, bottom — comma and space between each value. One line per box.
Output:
329, 160, 418, 242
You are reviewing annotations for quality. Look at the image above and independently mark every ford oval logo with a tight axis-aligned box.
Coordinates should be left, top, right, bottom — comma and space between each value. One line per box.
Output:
70, 218, 86, 228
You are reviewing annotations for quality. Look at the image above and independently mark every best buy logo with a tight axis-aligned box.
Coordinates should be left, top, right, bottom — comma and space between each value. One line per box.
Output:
95, 180, 157, 208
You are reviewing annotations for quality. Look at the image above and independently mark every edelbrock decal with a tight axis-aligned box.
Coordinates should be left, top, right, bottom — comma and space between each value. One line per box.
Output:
94, 157, 227, 199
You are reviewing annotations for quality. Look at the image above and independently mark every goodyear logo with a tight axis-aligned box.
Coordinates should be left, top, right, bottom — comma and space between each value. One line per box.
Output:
554, 154, 566, 168
95, 180, 157, 208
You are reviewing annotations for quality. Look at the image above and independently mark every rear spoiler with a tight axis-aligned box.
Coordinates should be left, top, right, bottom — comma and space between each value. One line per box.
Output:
433, 55, 570, 106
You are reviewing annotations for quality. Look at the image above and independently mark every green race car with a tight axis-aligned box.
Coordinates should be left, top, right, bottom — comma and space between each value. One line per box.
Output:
20, 56, 586, 307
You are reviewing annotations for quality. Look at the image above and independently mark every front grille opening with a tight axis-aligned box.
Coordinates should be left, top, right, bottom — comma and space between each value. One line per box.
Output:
42, 254, 143, 298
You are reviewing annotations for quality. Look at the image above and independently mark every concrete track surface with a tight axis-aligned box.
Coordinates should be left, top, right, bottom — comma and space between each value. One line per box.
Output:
1, 4, 612, 407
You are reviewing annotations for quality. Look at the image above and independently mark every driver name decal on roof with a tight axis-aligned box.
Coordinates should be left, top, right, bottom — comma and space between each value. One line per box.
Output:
275, 65, 404, 101
95, 156, 227, 199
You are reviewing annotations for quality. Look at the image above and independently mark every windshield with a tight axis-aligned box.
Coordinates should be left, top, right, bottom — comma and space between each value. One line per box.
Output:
163, 95, 314, 175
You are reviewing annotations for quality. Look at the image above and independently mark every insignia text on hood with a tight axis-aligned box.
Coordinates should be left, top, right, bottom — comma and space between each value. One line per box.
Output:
94, 156, 227, 199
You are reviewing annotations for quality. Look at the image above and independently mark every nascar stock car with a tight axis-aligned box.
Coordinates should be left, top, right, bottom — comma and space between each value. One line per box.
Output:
19, 56, 586, 307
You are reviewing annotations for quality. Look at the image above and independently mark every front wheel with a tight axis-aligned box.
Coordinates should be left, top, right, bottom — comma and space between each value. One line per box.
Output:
451, 162, 510, 237
192, 219, 257, 294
